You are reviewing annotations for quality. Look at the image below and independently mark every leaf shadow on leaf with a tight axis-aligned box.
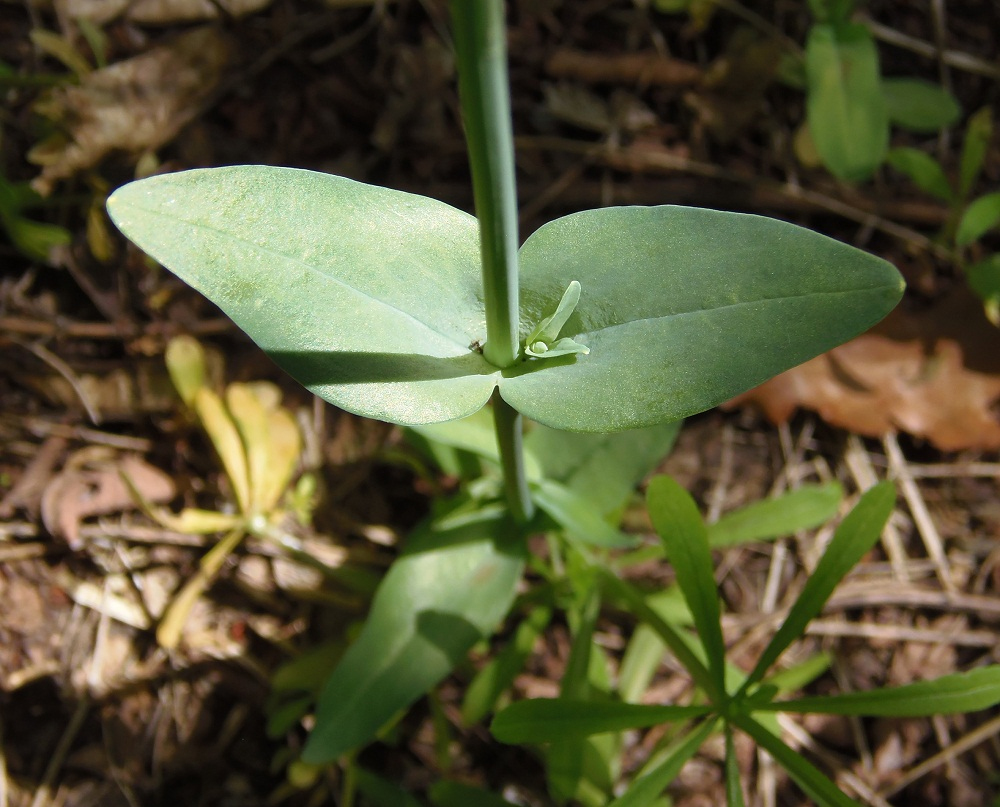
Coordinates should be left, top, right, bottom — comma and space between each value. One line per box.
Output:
267, 350, 497, 384
499, 352, 582, 378
415, 610, 486, 663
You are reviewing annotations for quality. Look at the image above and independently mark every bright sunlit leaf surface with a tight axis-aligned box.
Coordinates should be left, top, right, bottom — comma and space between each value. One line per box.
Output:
109, 167, 903, 433
505, 206, 903, 431
108, 166, 496, 425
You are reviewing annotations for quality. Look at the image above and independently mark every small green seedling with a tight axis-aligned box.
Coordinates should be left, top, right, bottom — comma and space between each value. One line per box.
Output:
491, 479, 1000, 807
887, 107, 1000, 322
653, 0, 961, 182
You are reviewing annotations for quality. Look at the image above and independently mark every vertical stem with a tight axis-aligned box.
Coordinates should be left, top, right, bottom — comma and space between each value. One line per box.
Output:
451, 0, 520, 369
492, 390, 533, 523
452, 0, 534, 523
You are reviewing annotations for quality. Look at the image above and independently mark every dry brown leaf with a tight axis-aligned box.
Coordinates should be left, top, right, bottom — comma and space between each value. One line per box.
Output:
726, 287, 1000, 451
30, 27, 231, 194
41, 453, 175, 549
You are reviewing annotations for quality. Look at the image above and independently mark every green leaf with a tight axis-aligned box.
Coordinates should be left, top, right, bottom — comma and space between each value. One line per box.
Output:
524, 279, 586, 353
805, 23, 888, 181
708, 482, 843, 547
355, 768, 427, 807
761, 666, 1000, 716
601, 572, 716, 697
532, 478, 638, 548
408, 406, 544, 480
617, 588, 692, 703
501, 206, 902, 433
741, 482, 895, 691
647, 476, 727, 698
525, 420, 681, 516
956, 192, 1000, 246
107, 167, 498, 427
3, 213, 71, 262
733, 715, 863, 807
761, 651, 833, 695
724, 727, 746, 807
301, 506, 525, 763
960, 107, 993, 198
562, 583, 602, 699
882, 77, 961, 133
807, 0, 854, 24
607, 719, 718, 807
462, 605, 552, 724
429, 781, 517, 807
165, 335, 207, 408
967, 254, 1000, 324
491, 699, 712, 744
886, 147, 954, 203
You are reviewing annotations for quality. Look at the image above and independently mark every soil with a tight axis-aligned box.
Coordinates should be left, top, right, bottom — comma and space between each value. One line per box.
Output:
1, 1, 999, 805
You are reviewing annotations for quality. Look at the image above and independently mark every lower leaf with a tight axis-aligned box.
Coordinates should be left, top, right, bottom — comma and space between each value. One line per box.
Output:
301, 505, 525, 763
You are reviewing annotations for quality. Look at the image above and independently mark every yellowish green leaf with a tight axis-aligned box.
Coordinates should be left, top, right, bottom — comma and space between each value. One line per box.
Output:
194, 387, 251, 513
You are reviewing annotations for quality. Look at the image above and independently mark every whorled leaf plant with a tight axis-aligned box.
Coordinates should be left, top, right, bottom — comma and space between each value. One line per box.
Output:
106, 0, 904, 768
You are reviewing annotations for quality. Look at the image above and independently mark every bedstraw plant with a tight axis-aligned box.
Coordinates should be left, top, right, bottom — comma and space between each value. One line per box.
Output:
106, 1, 1000, 804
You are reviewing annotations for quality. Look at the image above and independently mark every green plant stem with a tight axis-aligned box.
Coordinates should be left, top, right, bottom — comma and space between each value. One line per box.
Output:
492, 391, 534, 523
452, 0, 533, 523
451, 0, 520, 369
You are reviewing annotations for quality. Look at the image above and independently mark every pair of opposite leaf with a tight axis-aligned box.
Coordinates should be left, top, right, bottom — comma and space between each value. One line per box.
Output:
106, 166, 904, 434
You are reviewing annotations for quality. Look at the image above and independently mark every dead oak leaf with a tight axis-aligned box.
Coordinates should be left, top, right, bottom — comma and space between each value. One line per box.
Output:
727, 287, 1000, 451
41, 453, 175, 549
30, 27, 230, 195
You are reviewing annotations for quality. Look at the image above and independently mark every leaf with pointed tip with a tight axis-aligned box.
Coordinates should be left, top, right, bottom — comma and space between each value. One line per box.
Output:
607, 719, 718, 807
491, 699, 712, 744
108, 166, 498, 426
758, 665, 1000, 717
742, 482, 895, 691
301, 505, 525, 763
500, 206, 903, 432
733, 715, 863, 807
647, 476, 726, 697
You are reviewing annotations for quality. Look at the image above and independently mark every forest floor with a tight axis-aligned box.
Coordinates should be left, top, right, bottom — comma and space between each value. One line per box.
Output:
1, 1, 999, 805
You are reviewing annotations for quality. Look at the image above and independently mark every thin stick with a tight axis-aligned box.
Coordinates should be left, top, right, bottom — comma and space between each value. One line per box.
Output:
883, 433, 955, 595
879, 712, 1000, 798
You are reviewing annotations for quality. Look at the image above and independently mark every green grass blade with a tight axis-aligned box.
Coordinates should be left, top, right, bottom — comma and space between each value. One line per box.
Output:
759, 666, 1000, 717
708, 482, 842, 548
600, 571, 715, 697
724, 726, 746, 807
491, 699, 712, 744
733, 715, 863, 807
608, 719, 719, 807
742, 482, 895, 692
647, 476, 727, 699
